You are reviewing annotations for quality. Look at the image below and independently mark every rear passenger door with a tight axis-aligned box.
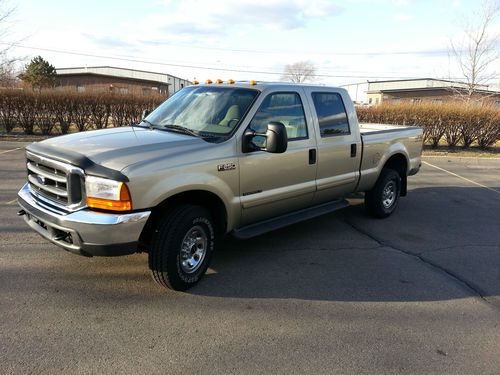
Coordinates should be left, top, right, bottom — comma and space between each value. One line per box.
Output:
238, 90, 317, 226
305, 89, 362, 204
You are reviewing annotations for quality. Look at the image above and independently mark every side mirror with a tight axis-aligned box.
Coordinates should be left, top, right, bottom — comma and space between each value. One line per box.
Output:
142, 109, 151, 120
243, 121, 288, 153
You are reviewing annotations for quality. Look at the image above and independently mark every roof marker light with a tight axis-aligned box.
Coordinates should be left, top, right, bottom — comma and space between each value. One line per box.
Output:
227, 79, 235, 84
249, 80, 257, 85
206, 79, 213, 84
193, 80, 199, 85
216, 79, 223, 84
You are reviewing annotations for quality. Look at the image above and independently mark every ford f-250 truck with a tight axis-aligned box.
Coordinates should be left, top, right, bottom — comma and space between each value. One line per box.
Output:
17, 82, 423, 290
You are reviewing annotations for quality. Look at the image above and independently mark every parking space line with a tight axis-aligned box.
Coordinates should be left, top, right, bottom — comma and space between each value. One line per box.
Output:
0, 147, 22, 155
6, 198, 18, 205
422, 161, 500, 195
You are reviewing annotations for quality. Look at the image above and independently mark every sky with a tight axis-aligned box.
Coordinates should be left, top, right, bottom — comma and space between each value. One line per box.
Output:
3, 0, 499, 88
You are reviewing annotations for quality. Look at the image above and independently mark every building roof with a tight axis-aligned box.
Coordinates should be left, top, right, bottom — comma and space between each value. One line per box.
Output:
56, 66, 190, 85
367, 78, 495, 93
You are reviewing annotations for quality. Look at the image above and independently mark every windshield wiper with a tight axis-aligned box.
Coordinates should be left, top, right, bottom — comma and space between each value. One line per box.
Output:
140, 119, 156, 130
162, 124, 200, 137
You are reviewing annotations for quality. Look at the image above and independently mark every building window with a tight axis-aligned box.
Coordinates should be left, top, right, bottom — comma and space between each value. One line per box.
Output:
77, 85, 86, 93
368, 98, 372, 104
375, 98, 379, 105
432, 99, 443, 104
495, 101, 500, 108
119, 87, 129, 94
181, 83, 184, 88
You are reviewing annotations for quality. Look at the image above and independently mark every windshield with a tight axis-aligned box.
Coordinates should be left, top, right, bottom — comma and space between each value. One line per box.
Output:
146, 86, 259, 135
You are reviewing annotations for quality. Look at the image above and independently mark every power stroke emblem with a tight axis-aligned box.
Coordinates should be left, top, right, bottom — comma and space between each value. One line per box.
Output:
217, 163, 236, 172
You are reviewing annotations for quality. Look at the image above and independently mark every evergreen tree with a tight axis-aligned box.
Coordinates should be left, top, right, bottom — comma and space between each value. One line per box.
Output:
19, 56, 57, 90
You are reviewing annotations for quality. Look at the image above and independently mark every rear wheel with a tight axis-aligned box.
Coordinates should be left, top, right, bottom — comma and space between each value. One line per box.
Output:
148, 205, 215, 291
365, 168, 401, 218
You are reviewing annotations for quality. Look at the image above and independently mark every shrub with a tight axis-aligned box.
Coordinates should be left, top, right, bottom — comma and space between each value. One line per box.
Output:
357, 102, 500, 149
0, 89, 166, 135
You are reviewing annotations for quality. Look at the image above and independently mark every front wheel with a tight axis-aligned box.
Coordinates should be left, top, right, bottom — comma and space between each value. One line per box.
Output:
148, 205, 215, 291
365, 168, 401, 218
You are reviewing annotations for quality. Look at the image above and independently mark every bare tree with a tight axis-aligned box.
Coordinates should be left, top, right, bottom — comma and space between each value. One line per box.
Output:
449, 0, 499, 101
281, 61, 316, 83
0, 0, 18, 86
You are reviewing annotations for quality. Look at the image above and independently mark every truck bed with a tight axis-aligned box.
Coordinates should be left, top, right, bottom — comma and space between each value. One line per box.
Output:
359, 123, 421, 135
356, 123, 423, 192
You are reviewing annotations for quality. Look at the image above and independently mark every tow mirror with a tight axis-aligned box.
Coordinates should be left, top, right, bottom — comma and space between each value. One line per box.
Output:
141, 109, 151, 120
243, 121, 288, 153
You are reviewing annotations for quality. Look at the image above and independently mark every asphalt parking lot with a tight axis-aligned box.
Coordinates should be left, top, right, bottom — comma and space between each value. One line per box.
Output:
0, 141, 499, 375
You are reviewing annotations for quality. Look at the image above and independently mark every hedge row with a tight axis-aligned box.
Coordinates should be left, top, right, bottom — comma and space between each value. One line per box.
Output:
356, 102, 500, 149
1, 90, 499, 148
0, 89, 166, 135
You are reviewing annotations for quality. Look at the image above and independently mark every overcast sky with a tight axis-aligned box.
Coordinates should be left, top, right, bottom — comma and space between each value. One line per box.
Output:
5, 0, 500, 87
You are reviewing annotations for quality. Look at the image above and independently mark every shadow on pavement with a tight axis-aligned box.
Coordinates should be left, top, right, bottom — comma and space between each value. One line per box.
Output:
1, 186, 498, 305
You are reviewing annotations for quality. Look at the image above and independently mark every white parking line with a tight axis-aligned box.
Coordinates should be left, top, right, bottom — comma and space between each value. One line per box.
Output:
423, 155, 500, 160
422, 161, 500, 195
6, 198, 17, 205
0, 147, 22, 155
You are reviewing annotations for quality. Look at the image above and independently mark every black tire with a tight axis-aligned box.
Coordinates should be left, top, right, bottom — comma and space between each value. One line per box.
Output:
365, 168, 401, 218
148, 205, 215, 291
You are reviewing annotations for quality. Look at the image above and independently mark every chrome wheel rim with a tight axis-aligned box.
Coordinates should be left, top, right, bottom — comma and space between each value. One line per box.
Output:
382, 181, 396, 209
180, 225, 207, 274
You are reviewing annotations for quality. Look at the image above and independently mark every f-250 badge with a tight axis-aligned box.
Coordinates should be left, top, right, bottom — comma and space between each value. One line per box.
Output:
217, 163, 236, 172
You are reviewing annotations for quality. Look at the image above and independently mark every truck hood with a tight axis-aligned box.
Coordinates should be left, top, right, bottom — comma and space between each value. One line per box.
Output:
28, 126, 214, 174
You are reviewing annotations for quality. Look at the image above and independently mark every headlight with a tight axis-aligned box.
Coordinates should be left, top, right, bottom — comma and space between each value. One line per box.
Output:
85, 176, 132, 211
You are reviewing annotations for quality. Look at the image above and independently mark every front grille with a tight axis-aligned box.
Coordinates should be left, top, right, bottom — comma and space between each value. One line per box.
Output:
26, 151, 85, 212
27, 159, 69, 204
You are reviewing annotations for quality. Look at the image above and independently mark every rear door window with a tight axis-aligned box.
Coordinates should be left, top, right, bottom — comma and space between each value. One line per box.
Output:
311, 92, 350, 137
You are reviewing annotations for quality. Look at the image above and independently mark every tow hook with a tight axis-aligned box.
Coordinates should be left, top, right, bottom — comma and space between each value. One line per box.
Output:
17, 209, 26, 216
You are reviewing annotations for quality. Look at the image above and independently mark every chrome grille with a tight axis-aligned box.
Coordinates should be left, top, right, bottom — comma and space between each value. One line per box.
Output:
26, 151, 85, 212
27, 160, 69, 204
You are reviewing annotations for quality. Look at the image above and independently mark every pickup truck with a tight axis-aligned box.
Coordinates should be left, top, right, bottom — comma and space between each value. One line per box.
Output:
17, 82, 423, 290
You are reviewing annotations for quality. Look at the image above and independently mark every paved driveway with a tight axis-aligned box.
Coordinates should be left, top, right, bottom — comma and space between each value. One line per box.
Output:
1, 142, 499, 375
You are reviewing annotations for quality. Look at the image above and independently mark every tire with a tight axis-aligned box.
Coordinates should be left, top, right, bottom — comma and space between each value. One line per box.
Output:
365, 168, 401, 218
148, 205, 215, 291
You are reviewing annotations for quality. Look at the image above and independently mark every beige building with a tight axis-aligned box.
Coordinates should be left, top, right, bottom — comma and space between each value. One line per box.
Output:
342, 78, 500, 106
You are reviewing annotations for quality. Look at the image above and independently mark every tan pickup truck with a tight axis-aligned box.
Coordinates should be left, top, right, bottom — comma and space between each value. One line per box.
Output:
18, 82, 423, 290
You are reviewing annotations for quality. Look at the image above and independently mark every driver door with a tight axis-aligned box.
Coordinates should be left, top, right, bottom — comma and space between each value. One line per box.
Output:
238, 90, 317, 226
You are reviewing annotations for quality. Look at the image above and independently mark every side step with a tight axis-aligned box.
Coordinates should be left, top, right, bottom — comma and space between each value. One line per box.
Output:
232, 199, 349, 240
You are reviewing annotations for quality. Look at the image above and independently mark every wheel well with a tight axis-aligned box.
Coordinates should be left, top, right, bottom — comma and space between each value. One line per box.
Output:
383, 154, 408, 196
138, 190, 227, 251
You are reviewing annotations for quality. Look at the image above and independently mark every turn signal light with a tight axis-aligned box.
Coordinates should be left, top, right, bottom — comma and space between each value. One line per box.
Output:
86, 183, 132, 211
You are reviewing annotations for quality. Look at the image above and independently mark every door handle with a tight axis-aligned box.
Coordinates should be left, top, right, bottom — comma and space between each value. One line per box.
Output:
309, 149, 316, 164
350, 144, 357, 157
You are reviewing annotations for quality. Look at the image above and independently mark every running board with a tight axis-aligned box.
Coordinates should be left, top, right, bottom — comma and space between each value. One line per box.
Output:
232, 199, 349, 240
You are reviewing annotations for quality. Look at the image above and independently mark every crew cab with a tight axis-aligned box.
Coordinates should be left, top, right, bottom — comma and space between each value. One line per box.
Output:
17, 82, 423, 290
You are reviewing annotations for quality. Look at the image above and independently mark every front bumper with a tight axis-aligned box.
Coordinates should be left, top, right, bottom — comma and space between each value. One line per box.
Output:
17, 183, 151, 257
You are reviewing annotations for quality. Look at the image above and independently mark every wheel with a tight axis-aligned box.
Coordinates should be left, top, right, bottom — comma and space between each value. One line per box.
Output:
148, 205, 215, 291
365, 168, 401, 218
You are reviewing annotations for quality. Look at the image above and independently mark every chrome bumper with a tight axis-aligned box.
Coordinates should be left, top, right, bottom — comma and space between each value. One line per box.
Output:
17, 183, 151, 257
